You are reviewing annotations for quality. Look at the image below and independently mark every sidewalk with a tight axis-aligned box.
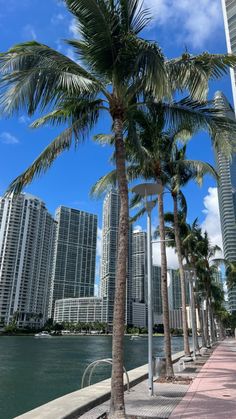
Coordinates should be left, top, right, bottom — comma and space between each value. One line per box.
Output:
170, 339, 236, 419
80, 340, 236, 418
79, 351, 207, 418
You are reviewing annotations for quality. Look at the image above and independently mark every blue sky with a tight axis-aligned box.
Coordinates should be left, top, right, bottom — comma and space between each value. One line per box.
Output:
0, 0, 233, 275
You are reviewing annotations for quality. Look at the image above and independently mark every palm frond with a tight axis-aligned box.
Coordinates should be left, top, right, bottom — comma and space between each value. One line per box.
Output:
177, 159, 218, 185
130, 205, 146, 223
5, 122, 80, 196
162, 98, 236, 156
166, 52, 236, 100
31, 97, 103, 129
65, 0, 121, 75
93, 134, 114, 145
90, 170, 117, 198
120, 0, 151, 34
0, 42, 99, 115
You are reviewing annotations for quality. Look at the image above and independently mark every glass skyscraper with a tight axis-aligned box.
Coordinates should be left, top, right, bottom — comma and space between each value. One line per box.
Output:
217, 2, 236, 311
49, 206, 97, 317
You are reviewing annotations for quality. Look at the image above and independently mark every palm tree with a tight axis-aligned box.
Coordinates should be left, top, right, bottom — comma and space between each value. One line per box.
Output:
1, 1, 236, 414
92, 99, 229, 376
163, 143, 217, 357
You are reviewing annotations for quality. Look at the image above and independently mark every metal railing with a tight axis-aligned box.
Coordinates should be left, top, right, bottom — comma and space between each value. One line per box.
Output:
81, 358, 130, 392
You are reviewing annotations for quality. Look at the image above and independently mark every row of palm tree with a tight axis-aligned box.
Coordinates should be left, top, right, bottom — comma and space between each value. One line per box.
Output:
1, 1, 236, 416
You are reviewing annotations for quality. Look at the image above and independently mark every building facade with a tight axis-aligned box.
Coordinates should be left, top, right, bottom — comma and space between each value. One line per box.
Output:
222, 0, 236, 110
0, 194, 55, 328
132, 231, 147, 303
54, 297, 103, 324
214, 91, 236, 311
100, 189, 132, 326
221, 1, 236, 311
49, 206, 97, 317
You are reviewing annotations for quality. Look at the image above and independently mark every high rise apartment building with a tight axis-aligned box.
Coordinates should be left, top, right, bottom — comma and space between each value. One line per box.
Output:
221, 1, 236, 311
49, 206, 97, 317
214, 92, 236, 311
100, 189, 132, 326
0, 194, 55, 327
132, 231, 147, 303
222, 0, 236, 109
100, 189, 120, 325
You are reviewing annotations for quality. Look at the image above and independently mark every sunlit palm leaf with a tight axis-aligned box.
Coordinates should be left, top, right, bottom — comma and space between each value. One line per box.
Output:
0, 42, 99, 115
166, 52, 236, 100
90, 170, 117, 198
5, 122, 80, 196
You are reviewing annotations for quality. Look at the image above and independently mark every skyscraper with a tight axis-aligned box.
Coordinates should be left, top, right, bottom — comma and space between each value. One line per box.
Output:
221, 0, 236, 110
0, 194, 56, 328
100, 189, 132, 326
49, 206, 97, 317
132, 231, 147, 303
214, 91, 236, 311
221, 1, 236, 311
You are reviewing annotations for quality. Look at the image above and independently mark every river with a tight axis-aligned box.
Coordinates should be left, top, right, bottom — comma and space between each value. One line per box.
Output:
0, 335, 187, 418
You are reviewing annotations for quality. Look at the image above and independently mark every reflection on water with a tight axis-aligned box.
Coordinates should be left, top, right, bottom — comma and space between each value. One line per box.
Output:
0, 335, 187, 419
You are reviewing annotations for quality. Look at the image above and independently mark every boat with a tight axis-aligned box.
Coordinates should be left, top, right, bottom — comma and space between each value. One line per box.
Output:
130, 335, 141, 341
34, 331, 52, 338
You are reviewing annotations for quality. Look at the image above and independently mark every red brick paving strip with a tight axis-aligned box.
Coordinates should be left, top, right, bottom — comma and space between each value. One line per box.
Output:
170, 339, 236, 419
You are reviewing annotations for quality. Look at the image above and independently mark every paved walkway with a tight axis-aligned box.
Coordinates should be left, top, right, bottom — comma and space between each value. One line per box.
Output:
79, 354, 203, 419
80, 341, 236, 418
170, 339, 236, 419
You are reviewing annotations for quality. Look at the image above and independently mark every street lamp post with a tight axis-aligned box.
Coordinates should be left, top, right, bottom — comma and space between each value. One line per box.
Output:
132, 182, 161, 397
189, 272, 197, 359
184, 266, 198, 360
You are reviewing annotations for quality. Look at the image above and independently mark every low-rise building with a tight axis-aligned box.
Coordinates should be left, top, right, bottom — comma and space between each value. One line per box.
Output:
53, 297, 103, 324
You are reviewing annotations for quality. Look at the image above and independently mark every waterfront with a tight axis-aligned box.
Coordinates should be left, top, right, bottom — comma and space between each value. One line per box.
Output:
0, 335, 188, 419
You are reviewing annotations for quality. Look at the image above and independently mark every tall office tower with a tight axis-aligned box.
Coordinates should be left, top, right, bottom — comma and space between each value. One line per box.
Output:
100, 189, 132, 326
132, 231, 147, 303
214, 91, 236, 311
0, 194, 56, 328
222, 0, 236, 110
49, 206, 97, 317
152, 265, 162, 316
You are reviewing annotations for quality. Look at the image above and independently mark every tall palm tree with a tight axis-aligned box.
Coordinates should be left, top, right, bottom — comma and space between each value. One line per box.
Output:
164, 143, 217, 357
1, 1, 236, 414
92, 99, 229, 376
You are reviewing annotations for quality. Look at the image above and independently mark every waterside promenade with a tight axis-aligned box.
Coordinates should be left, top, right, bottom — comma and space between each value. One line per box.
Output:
16, 340, 236, 419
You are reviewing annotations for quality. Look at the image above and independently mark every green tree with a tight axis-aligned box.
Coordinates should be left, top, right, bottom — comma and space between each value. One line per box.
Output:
1, 1, 236, 415
92, 100, 225, 376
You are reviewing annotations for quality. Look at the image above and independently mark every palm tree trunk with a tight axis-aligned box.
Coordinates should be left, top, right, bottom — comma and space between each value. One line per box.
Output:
172, 193, 191, 357
109, 117, 128, 418
158, 183, 174, 377
209, 303, 216, 343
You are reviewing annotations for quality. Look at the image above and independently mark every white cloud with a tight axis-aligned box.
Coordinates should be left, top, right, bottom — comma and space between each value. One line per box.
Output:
97, 227, 103, 257
201, 187, 223, 252
133, 225, 143, 233
18, 115, 30, 124
0, 132, 19, 144
144, 0, 222, 49
66, 47, 76, 61
22, 24, 37, 40
51, 13, 65, 25
69, 18, 79, 37
152, 240, 179, 269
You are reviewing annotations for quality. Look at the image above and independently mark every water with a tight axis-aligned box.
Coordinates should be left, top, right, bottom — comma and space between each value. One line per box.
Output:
0, 335, 185, 419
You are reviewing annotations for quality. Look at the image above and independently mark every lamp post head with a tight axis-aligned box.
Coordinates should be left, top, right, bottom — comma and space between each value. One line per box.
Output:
132, 182, 162, 198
